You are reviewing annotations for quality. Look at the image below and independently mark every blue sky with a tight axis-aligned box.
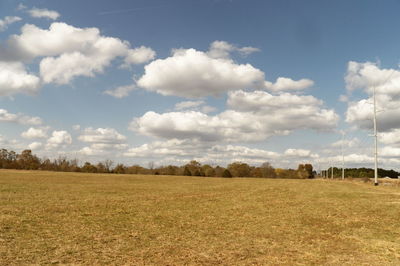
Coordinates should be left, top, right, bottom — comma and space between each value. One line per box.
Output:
2, 0, 400, 170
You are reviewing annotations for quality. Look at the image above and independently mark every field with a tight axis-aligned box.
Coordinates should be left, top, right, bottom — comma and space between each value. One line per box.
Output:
1, 170, 400, 265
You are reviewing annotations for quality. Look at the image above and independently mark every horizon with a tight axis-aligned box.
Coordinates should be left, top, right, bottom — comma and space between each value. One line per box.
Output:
2, 0, 400, 171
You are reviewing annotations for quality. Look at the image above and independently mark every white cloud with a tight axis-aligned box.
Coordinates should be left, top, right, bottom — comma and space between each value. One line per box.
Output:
103, 84, 136, 98
28, 7, 60, 20
380, 146, 400, 158
131, 90, 338, 142
17, 4, 27, 11
21, 127, 48, 139
0, 109, 42, 125
137, 47, 265, 98
0, 16, 22, 31
347, 95, 400, 132
78, 127, 127, 156
174, 100, 205, 110
124, 139, 279, 165
46, 130, 72, 149
0, 62, 40, 96
72, 124, 80, 131
124, 138, 325, 167
28, 141, 42, 150
339, 94, 349, 102
380, 129, 400, 146
237, 46, 260, 56
6, 23, 101, 60
1, 22, 155, 87
124, 46, 156, 65
174, 100, 217, 113
345, 62, 400, 132
124, 139, 202, 158
345, 61, 400, 94
331, 137, 360, 148
39, 41, 127, 84
0, 135, 25, 150
207, 41, 259, 59
319, 153, 373, 165
78, 127, 126, 144
201, 105, 218, 114
284, 148, 318, 158
264, 77, 314, 92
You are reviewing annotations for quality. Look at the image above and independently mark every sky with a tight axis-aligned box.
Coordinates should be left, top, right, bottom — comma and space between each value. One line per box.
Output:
2, 0, 400, 171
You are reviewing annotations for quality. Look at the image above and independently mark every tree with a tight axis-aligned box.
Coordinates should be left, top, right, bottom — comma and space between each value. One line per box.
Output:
202, 164, 216, 177
113, 164, 126, 174
193, 169, 202, 176
17, 149, 40, 170
103, 159, 114, 173
260, 162, 276, 178
183, 166, 192, 176
82, 162, 97, 173
222, 169, 232, 178
304, 164, 314, 179
228, 162, 251, 177
185, 160, 201, 174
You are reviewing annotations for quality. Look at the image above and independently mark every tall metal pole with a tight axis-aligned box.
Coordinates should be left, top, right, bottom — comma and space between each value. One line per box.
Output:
341, 132, 345, 180
373, 86, 379, 186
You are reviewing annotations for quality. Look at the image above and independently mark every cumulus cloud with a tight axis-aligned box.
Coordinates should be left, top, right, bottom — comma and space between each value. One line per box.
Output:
345, 61, 400, 93
380, 129, 400, 146
0, 135, 24, 150
174, 100, 205, 110
124, 138, 325, 167
207, 40, 260, 59
264, 77, 314, 92
39, 39, 127, 84
345, 62, 400, 132
0, 62, 40, 96
124, 139, 204, 158
0, 16, 22, 31
0, 109, 42, 125
103, 84, 136, 98
0, 22, 155, 87
173, 100, 217, 113
339, 94, 349, 102
131, 90, 338, 142
284, 148, 318, 158
72, 124, 81, 131
21, 127, 48, 139
78, 127, 127, 155
124, 46, 156, 65
320, 153, 373, 165
78, 127, 126, 144
46, 130, 72, 149
28, 7, 60, 20
28, 141, 42, 150
380, 146, 400, 158
137, 47, 265, 98
330, 137, 360, 148
124, 138, 280, 165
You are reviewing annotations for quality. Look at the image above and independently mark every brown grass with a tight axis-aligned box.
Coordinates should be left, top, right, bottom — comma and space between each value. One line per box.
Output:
1, 169, 400, 265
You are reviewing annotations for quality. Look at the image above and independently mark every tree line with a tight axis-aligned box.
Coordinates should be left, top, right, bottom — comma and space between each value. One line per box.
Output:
323, 167, 400, 179
0, 148, 319, 178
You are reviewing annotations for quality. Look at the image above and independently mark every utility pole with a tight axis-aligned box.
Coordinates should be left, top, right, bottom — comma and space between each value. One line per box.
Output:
373, 86, 379, 186
341, 132, 345, 180
331, 166, 334, 179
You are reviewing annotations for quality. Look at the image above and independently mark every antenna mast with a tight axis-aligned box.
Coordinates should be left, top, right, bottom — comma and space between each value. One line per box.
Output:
341, 132, 345, 180
373, 86, 378, 186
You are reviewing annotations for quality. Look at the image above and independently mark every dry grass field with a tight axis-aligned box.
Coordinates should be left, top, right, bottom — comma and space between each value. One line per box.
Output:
1, 169, 400, 265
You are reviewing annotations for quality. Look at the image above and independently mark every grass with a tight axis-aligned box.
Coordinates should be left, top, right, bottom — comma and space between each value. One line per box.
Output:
1, 169, 400, 265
